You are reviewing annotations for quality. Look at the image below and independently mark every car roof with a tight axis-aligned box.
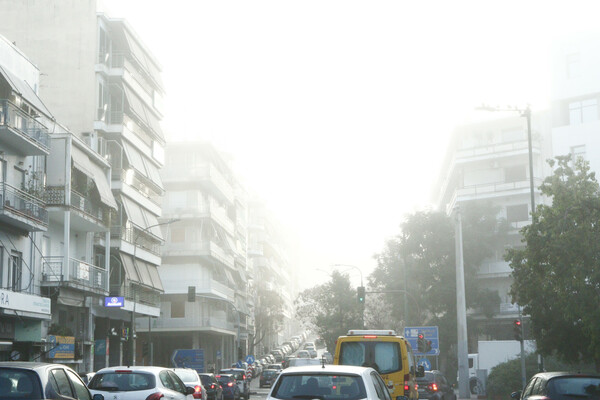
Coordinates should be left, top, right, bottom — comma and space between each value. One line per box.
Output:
279, 365, 372, 375
0, 362, 66, 372
533, 371, 600, 379
96, 366, 168, 373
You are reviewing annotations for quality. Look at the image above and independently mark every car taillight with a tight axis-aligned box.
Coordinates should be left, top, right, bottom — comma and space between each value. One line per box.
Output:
243, 375, 246, 380
404, 374, 410, 391
428, 383, 438, 392
145, 393, 165, 400
210, 384, 216, 389
228, 382, 234, 387
195, 385, 202, 393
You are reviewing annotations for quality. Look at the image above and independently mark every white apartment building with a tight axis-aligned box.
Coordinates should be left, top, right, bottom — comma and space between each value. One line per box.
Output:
0, 34, 52, 362
433, 111, 552, 345
157, 141, 250, 371
2, 0, 166, 369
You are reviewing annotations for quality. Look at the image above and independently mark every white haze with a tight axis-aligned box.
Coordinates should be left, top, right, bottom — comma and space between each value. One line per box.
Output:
101, 0, 600, 288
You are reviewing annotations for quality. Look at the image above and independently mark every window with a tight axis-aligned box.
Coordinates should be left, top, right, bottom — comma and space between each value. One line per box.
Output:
569, 99, 598, 125
507, 204, 529, 223
65, 369, 92, 400
10, 252, 22, 291
50, 369, 74, 398
505, 165, 526, 183
171, 301, 185, 318
566, 53, 580, 79
571, 145, 586, 163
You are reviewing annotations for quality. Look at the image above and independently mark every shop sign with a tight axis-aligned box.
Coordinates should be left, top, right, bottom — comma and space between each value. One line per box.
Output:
0, 290, 51, 315
47, 335, 75, 359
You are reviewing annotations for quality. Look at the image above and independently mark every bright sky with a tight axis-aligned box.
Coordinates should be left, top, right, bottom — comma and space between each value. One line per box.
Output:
101, 0, 600, 289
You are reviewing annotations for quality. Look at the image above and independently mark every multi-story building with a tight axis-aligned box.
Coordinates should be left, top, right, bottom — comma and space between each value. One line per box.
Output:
247, 197, 295, 355
155, 141, 250, 371
433, 111, 551, 346
2, 0, 166, 368
0, 34, 52, 362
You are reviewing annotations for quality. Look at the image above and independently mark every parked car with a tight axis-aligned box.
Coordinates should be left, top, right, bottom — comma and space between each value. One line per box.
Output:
416, 370, 456, 400
198, 373, 223, 400
304, 342, 318, 358
296, 350, 311, 359
511, 371, 600, 399
0, 362, 103, 400
266, 364, 392, 400
173, 368, 206, 400
270, 350, 284, 363
259, 369, 279, 388
267, 364, 283, 372
216, 374, 240, 400
322, 351, 333, 364
219, 368, 249, 399
89, 366, 195, 400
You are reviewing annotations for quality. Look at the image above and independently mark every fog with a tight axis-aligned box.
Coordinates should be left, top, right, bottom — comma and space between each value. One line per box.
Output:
101, 0, 600, 288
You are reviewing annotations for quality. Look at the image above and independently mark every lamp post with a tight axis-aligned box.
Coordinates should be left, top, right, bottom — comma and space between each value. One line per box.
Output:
131, 218, 180, 366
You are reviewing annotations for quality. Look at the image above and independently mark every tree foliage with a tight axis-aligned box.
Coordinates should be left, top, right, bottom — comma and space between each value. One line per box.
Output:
253, 285, 285, 348
507, 156, 600, 370
295, 271, 363, 353
368, 203, 507, 376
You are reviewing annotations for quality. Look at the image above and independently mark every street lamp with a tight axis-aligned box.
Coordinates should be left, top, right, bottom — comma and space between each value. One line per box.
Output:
131, 218, 180, 366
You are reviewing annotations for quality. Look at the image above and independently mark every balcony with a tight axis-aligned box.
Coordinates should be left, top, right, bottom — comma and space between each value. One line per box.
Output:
113, 169, 163, 204
454, 138, 541, 163
164, 164, 233, 204
478, 260, 512, 277
196, 278, 235, 300
0, 182, 48, 231
42, 256, 107, 295
163, 240, 234, 269
45, 186, 110, 231
110, 283, 160, 308
0, 100, 50, 155
150, 308, 236, 333
110, 226, 161, 255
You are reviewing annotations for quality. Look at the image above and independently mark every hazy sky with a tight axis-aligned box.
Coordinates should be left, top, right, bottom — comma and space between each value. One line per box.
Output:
102, 0, 599, 288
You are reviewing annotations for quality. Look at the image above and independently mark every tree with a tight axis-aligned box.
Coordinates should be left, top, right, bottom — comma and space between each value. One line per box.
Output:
369, 203, 507, 376
252, 285, 285, 350
507, 156, 600, 370
295, 270, 362, 353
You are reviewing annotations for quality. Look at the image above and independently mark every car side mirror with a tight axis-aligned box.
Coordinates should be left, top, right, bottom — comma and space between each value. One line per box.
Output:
186, 386, 195, 395
92, 395, 105, 400
510, 391, 522, 399
417, 365, 425, 377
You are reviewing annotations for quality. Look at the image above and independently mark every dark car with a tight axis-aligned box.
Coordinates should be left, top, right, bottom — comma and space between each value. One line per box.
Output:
0, 361, 104, 400
512, 371, 600, 399
416, 370, 456, 400
259, 369, 279, 388
199, 373, 223, 400
216, 374, 240, 400
219, 368, 249, 399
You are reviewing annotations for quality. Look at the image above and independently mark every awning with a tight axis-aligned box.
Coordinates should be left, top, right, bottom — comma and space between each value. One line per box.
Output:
122, 140, 163, 190
123, 84, 164, 141
88, 159, 117, 210
120, 253, 140, 283
0, 65, 52, 118
122, 29, 165, 90
121, 196, 164, 240
71, 145, 94, 178
134, 260, 164, 292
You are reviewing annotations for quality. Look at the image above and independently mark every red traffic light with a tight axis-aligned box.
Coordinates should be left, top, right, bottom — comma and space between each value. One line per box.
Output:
418, 333, 424, 339
514, 320, 521, 326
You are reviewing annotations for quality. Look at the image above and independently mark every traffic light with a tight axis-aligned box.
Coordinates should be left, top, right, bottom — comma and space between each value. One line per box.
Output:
425, 340, 432, 353
417, 333, 426, 353
513, 319, 523, 341
357, 286, 365, 304
142, 342, 150, 357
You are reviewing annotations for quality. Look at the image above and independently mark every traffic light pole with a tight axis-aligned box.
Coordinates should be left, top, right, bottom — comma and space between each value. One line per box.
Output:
519, 308, 526, 389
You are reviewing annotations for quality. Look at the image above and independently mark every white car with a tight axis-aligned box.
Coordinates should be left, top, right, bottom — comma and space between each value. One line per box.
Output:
89, 366, 195, 400
267, 364, 392, 400
172, 368, 206, 400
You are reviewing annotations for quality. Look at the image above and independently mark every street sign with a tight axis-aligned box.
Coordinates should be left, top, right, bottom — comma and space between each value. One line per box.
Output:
417, 357, 432, 371
104, 297, 124, 307
245, 355, 255, 364
171, 349, 204, 372
404, 326, 440, 356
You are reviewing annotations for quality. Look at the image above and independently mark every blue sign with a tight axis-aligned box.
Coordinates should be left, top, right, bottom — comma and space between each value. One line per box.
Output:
417, 358, 432, 371
245, 355, 255, 364
404, 326, 440, 356
47, 335, 75, 359
104, 297, 124, 307
236, 361, 243, 368
172, 349, 205, 372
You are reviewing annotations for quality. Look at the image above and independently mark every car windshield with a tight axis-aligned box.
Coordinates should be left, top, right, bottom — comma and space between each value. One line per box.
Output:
339, 341, 402, 374
88, 372, 156, 392
271, 374, 366, 400
547, 376, 600, 399
416, 373, 435, 383
200, 376, 214, 386
175, 370, 199, 383
0, 369, 43, 400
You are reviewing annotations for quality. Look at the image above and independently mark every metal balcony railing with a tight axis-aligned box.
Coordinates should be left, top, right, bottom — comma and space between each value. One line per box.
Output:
109, 284, 160, 307
0, 182, 48, 225
42, 256, 107, 292
0, 99, 50, 151
110, 226, 162, 255
45, 186, 110, 226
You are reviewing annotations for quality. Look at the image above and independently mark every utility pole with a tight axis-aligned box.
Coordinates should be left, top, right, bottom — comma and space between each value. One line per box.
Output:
455, 206, 469, 399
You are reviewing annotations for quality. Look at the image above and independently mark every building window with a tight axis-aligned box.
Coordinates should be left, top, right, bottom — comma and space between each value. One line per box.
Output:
171, 301, 185, 318
571, 145, 586, 164
506, 204, 529, 223
569, 99, 598, 125
10, 252, 22, 292
566, 53, 580, 79
505, 165, 527, 183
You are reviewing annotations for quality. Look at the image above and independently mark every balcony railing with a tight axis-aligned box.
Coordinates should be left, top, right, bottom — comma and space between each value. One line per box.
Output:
45, 186, 110, 226
0, 99, 50, 153
0, 182, 48, 227
42, 256, 107, 293
110, 226, 162, 255
113, 168, 163, 202
109, 284, 160, 307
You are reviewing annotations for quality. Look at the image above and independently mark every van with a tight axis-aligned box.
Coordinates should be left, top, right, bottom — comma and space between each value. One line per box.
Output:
334, 329, 424, 400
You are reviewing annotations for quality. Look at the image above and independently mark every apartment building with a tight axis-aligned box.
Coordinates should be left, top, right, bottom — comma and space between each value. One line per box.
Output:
0, 35, 52, 362
247, 198, 295, 356
155, 141, 250, 371
2, 1, 166, 368
433, 111, 552, 345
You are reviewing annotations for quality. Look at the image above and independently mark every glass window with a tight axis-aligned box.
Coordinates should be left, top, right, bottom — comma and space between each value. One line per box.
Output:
570, 99, 598, 125
10, 252, 22, 292
370, 372, 385, 400
171, 301, 185, 318
522, 377, 538, 397
160, 370, 177, 391
51, 369, 74, 398
167, 371, 186, 393
571, 145, 586, 163
65, 369, 92, 400
373, 372, 392, 400
507, 204, 529, 223
0, 368, 42, 398
88, 372, 155, 391
505, 165, 527, 183
272, 374, 365, 400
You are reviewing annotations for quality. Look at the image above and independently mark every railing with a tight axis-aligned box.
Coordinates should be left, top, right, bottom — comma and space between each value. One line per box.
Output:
0, 182, 48, 225
42, 256, 107, 292
110, 226, 162, 255
109, 284, 160, 307
113, 168, 164, 200
0, 99, 50, 150
45, 186, 110, 226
